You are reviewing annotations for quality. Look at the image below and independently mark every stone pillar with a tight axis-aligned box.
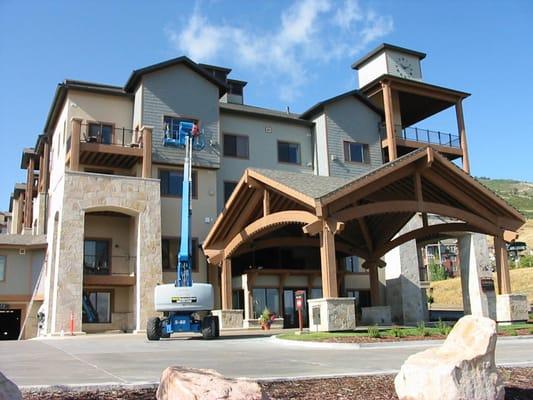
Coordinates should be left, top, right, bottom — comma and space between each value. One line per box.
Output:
141, 126, 153, 179
458, 233, 496, 320
221, 258, 232, 310
319, 222, 338, 298
384, 216, 427, 324
455, 99, 470, 174
70, 118, 82, 171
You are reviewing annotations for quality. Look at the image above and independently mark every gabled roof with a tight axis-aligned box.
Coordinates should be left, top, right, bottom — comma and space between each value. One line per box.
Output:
352, 43, 427, 70
300, 89, 383, 119
124, 56, 228, 94
220, 102, 313, 126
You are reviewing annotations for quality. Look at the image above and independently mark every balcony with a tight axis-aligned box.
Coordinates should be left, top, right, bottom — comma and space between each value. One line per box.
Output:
381, 124, 463, 160
67, 120, 152, 177
83, 255, 136, 286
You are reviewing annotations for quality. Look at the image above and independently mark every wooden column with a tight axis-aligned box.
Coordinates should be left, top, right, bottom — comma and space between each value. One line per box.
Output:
70, 118, 82, 171
221, 258, 233, 310
141, 126, 153, 178
382, 82, 398, 161
368, 262, 382, 306
263, 189, 270, 216
494, 236, 511, 294
319, 221, 338, 298
42, 139, 50, 193
455, 99, 470, 174
24, 157, 35, 229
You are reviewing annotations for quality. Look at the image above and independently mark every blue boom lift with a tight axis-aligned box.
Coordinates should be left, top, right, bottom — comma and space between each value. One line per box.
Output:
147, 121, 219, 340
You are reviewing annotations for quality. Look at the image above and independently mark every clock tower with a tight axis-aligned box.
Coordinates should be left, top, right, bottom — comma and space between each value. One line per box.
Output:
352, 43, 426, 88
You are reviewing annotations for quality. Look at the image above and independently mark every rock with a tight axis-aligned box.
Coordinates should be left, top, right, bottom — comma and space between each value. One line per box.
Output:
156, 366, 268, 400
0, 371, 22, 400
394, 315, 504, 400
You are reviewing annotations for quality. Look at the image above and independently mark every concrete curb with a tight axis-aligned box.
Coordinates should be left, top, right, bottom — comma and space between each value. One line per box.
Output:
272, 334, 533, 350
19, 382, 158, 393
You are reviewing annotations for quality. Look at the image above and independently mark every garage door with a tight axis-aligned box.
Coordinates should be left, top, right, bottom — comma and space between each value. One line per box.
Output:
0, 309, 21, 340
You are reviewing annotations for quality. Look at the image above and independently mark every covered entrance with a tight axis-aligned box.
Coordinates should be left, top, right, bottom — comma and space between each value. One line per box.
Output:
203, 147, 525, 330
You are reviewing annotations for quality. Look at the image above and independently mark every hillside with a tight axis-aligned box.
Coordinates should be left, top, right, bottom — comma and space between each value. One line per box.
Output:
477, 178, 533, 219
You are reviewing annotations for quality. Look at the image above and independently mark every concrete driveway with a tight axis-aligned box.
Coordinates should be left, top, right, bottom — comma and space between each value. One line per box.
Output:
1, 332, 532, 387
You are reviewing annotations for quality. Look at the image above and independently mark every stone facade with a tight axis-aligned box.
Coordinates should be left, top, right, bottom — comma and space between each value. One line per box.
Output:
307, 298, 356, 332
496, 294, 528, 324
212, 309, 244, 329
45, 171, 162, 335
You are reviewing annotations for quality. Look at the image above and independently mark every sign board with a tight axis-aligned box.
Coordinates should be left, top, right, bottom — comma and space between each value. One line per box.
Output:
312, 306, 321, 325
480, 278, 495, 292
295, 290, 305, 311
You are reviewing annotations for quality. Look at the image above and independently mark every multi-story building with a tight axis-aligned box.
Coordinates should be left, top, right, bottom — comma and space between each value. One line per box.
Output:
2, 43, 525, 338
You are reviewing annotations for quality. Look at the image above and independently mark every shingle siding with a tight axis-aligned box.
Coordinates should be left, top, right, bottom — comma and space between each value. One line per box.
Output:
325, 96, 383, 179
142, 64, 221, 168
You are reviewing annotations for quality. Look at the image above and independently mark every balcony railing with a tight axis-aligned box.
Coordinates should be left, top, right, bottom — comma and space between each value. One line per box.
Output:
80, 124, 140, 148
381, 124, 461, 149
84, 255, 136, 276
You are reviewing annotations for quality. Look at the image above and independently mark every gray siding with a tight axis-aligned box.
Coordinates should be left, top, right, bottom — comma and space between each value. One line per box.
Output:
217, 112, 314, 211
325, 96, 383, 178
142, 64, 221, 168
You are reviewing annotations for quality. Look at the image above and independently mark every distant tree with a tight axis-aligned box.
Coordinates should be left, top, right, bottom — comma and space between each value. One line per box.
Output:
428, 262, 447, 281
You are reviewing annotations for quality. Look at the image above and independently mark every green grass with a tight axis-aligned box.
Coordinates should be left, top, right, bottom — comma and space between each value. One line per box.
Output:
277, 322, 533, 342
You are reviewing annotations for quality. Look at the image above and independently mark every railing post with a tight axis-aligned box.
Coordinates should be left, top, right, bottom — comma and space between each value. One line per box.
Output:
141, 126, 153, 178
70, 118, 82, 171
122, 128, 125, 146
438, 131, 441, 145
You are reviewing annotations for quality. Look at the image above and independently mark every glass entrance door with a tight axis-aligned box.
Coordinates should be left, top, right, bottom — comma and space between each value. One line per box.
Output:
283, 289, 308, 328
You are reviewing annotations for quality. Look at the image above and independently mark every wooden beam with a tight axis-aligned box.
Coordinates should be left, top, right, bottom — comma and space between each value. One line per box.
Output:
382, 82, 398, 161
320, 221, 338, 298
494, 236, 511, 295
263, 189, 270, 216
358, 217, 373, 253
141, 126, 152, 178
221, 258, 233, 310
455, 100, 470, 173
70, 118, 82, 171
24, 157, 35, 229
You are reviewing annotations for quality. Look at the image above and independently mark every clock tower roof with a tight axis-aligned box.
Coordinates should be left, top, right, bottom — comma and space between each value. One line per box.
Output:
351, 43, 426, 70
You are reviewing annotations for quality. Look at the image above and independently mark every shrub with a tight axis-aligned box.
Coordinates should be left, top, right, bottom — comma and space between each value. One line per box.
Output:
416, 321, 430, 337
519, 255, 533, 269
367, 325, 381, 338
436, 318, 451, 336
391, 325, 404, 338
428, 262, 447, 281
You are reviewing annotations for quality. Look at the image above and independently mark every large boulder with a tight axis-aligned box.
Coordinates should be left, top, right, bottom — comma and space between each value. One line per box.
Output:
157, 366, 268, 400
394, 315, 504, 400
0, 371, 22, 400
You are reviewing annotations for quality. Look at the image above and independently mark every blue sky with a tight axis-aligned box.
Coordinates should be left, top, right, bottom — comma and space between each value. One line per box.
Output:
0, 0, 532, 210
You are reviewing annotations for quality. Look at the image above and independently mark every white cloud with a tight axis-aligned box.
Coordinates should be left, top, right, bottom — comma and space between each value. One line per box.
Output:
166, 0, 393, 102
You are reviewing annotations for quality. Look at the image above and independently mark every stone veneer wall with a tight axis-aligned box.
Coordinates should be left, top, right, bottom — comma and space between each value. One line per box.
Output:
48, 171, 162, 334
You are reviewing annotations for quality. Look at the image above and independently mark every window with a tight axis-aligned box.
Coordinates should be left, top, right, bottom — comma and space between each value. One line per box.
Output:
87, 123, 113, 144
344, 256, 363, 273
228, 82, 243, 96
159, 170, 198, 198
162, 238, 199, 272
278, 141, 301, 164
223, 134, 249, 159
163, 116, 197, 140
343, 141, 370, 163
84, 239, 110, 275
223, 181, 238, 203
0, 255, 5, 281
83, 290, 111, 323
346, 289, 371, 310
252, 288, 280, 318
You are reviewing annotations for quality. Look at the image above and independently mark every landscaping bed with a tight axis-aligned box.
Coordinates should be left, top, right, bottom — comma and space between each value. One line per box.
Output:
277, 322, 533, 343
22, 368, 533, 400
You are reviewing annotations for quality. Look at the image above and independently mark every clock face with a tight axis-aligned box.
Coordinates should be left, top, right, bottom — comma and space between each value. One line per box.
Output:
394, 56, 415, 79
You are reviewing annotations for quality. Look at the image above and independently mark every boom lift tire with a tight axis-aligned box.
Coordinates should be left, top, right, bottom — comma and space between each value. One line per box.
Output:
147, 317, 161, 341
201, 315, 219, 339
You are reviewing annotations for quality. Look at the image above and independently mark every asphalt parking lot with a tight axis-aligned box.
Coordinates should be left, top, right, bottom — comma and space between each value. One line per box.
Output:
1, 332, 532, 387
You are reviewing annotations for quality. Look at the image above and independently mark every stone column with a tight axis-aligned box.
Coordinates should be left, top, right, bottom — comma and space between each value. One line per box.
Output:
70, 118, 82, 171
319, 221, 338, 298
384, 216, 427, 324
141, 126, 153, 179
458, 233, 496, 319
